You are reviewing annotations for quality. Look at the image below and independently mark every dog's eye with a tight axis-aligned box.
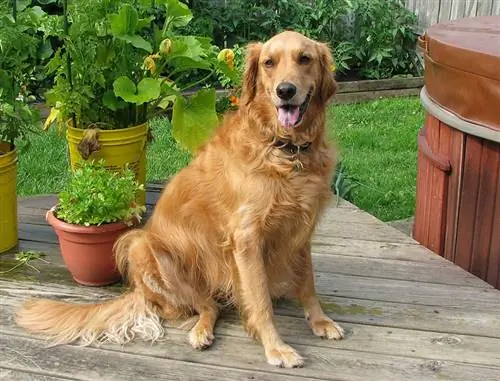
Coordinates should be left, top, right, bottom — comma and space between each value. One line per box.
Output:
299, 55, 311, 65
263, 58, 274, 68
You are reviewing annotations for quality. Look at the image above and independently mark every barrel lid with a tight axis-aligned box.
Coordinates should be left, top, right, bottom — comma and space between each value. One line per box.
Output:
422, 15, 500, 133
424, 16, 500, 80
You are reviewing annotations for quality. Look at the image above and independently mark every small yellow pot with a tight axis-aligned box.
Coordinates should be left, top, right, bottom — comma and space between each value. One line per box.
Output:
0, 141, 18, 253
66, 122, 149, 206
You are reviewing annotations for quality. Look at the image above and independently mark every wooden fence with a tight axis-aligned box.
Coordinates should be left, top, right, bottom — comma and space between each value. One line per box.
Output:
405, 0, 500, 32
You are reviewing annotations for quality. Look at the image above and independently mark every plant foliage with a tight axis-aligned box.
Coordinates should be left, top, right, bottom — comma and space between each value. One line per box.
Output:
55, 159, 146, 226
0, 0, 45, 147
186, 0, 420, 80
43, 0, 239, 153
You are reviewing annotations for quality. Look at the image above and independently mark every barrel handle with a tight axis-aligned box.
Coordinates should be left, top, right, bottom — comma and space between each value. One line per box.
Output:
417, 34, 428, 54
418, 129, 451, 173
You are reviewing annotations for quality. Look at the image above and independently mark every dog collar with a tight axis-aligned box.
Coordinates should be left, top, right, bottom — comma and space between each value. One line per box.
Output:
273, 139, 312, 155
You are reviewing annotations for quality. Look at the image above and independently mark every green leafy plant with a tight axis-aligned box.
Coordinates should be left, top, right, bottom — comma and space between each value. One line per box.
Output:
42, 0, 239, 153
186, 0, 420, 81
331, 161, 360, 205
0, 0, 45, 149
55, 159, 146, 226
349, 0, 420, 79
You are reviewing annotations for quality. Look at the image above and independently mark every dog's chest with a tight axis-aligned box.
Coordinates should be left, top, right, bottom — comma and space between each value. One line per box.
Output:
262, 175, 329, 245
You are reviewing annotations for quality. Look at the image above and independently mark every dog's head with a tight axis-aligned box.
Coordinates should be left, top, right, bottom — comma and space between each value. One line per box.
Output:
240, 31, 337, 130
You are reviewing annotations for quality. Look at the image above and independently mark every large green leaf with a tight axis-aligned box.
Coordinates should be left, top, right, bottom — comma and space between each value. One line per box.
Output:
110, 4, 138, 36
167, 36, 212, 71
116, 35, 152, 52
164, 0, 193, 33
172, 88, 219, 153
109, 5, 152, 52
113, 77, 161, 105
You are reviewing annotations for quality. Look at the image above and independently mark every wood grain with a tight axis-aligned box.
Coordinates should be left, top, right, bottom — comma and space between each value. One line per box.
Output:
2, 329, 500, 381
6, 185, 500, 381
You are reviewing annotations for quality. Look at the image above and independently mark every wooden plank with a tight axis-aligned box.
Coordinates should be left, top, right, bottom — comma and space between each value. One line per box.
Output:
443, 127, 465, 262
487, 157, 500, 288
333, 88, 421, 105
313, 222, 417, 244
455, 136, 483, 271
405, 0, 416, 13
3, 240, 483, 289
2, 328, 500, 381
493, 0, 500, 14
17, 217, 418, 247
477, 0, 494, 15
336, 77, 424, 94
466, 0, 479, 16
311, 253, 487, 287
312, 237, 441, 262
313, 272, 500, 308
2, 280, 500, 338
439, 0, 453, 22
450, 0, 466, 19
0, 369, 73, 381
0, 335, 321, 381
3, 301, 500, 368
317, 207, 381, 224
470, 140, 499, 281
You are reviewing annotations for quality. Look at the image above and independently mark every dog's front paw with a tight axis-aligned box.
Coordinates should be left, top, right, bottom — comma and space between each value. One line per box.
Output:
309, 315, 344, 340
265, 344, 304, 368
189, 322, 215, 350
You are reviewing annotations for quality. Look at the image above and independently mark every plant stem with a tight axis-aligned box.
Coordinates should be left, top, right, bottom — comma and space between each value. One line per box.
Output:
180, 71, 215, 92
11, 0, 16, 21
63, 0, 77, 128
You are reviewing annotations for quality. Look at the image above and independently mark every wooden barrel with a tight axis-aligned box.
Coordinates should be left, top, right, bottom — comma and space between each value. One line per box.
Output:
414, 16, 500, 289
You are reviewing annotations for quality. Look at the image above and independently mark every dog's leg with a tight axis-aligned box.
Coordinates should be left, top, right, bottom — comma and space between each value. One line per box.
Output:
296, 243, 344, 340
189, 299, 219, 350
233, 221, 303, 368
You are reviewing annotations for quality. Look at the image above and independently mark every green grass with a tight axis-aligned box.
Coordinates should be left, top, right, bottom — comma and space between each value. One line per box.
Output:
16, 96, 424, 221
329, 97, 425, 221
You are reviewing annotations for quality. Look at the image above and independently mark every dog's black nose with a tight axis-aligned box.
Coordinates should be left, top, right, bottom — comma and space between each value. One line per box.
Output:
276, 82, 297, 101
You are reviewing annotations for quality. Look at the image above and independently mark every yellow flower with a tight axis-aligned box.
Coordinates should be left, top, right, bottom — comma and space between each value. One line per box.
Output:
143, 55, 157, 74
159, 39, 172, 56
217, 48, 235, 70
330, 63, 336, 72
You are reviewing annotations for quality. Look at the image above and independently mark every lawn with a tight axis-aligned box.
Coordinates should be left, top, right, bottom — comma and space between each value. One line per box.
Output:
17, 96, 424, 222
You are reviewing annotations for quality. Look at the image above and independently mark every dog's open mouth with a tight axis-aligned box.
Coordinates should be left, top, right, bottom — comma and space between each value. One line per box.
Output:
277, 93, 311, 128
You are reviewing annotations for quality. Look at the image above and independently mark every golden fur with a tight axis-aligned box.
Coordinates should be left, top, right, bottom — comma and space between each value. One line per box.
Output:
15, 31, 344, 368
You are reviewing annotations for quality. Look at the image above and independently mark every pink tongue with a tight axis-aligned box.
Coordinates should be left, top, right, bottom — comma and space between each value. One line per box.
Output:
278, 106, 300, 127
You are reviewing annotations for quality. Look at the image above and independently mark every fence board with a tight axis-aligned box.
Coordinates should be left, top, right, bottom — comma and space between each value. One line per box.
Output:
406, 0, 500, 32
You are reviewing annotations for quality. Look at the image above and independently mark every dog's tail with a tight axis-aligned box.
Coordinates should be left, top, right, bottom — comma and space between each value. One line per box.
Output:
15, 229, 164, 346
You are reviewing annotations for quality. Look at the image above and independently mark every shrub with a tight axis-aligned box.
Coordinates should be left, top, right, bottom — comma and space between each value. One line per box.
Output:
185, 0, 420, 80
0, 0, 45, 147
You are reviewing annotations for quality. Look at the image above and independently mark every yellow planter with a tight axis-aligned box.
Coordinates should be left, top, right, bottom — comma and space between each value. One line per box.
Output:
0, 141, 18, 253
66, 123, 149, 206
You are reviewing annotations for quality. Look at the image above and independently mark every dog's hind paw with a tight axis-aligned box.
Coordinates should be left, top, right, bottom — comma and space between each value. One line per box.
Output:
265, 344, 304, 368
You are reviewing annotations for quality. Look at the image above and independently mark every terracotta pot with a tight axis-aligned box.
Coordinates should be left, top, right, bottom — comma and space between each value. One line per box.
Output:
46, 209, 129, 286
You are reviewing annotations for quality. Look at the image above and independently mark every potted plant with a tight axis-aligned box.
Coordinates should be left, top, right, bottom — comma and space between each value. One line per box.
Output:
42, 0, 239, 205
46, 159, 145, 286
0, 1, 45, 253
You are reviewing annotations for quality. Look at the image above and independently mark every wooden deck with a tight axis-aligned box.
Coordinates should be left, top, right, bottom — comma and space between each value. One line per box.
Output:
1, 183, 500, 381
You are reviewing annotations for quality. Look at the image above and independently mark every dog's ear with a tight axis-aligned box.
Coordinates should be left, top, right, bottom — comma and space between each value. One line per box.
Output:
316, 42, 337, 104
240, 42, 262, 105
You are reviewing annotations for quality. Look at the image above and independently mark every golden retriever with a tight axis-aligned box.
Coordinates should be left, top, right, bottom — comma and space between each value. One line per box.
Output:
15, 31, 344, 368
